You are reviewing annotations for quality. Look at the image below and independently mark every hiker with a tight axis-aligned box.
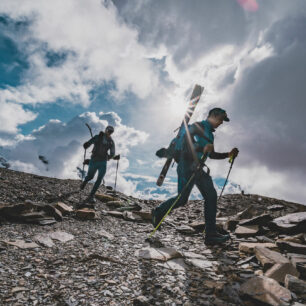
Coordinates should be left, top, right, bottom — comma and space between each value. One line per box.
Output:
79, 125, 115, 204
152, 108, 239, 245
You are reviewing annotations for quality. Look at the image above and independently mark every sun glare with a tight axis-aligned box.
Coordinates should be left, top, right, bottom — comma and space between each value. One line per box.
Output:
170, 100, 189, 119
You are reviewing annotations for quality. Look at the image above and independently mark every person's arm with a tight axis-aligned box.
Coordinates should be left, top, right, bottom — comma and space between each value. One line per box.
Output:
108, 141, 115, 159
209, 151, 229, 159
209, 147, 239, 160
83, 135, 97, 149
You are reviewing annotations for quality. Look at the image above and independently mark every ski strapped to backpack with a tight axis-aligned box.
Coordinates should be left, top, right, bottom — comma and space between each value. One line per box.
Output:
156, 84, 204, 186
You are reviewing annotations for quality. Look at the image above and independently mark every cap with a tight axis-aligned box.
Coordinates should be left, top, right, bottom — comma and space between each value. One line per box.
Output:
105, 125, 114, 134
208, 107, 230, 122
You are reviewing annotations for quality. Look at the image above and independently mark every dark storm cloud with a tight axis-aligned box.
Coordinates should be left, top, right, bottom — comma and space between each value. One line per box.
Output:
112, 0, 247, 68
228, 15, 306, 175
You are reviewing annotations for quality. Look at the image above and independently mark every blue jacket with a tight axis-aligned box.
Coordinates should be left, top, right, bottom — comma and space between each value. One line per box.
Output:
182, 120, 228, 162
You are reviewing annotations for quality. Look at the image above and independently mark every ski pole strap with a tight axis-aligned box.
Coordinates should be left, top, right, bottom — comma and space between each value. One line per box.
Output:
149, 153, 208, 237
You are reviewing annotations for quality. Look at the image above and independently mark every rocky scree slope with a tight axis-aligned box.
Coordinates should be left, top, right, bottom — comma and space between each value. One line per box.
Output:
0, 167, 306, 305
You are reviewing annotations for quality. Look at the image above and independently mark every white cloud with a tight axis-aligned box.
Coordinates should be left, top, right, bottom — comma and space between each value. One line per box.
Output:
0, 102, 37, 133
1, 111, 149, 197
0, 0, 159, 108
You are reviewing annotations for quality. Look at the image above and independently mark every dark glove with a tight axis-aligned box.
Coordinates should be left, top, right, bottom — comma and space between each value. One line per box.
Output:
83, 141, 90, 149
113, 154, 120, 160
83, 159, 90, 165
229, 147, 239, 158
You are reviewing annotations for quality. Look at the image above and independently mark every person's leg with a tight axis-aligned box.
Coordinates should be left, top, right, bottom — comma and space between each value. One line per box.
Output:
80, 160, 98, 189
153, 160, 194, 226
89, 161, 107, 197
195, 170, 229, 244
195, 170, 217, 234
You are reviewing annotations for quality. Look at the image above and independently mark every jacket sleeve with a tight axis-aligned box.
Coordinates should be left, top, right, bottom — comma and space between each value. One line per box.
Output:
209, 151, 229, 159
109, 140, 115, 159
83, 135, 97, 149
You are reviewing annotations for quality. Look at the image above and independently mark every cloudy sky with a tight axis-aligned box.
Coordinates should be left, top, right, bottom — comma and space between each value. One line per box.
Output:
0, 0, 305, 204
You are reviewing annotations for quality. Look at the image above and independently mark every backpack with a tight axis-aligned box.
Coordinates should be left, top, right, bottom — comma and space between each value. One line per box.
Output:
156, 124, 190, 163
156, 121, 213, 163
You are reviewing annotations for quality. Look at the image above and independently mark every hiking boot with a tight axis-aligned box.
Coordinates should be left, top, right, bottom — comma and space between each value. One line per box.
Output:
204, 231, 230, 245
80, 181, 87, 191
86, 195, 96, 204
151, 208, 163, 229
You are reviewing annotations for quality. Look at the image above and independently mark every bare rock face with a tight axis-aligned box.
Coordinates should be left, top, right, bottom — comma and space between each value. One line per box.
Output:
95, 193, 117, 202
254, 246, 289, 271
285, 274, 306, 296
239, 213, 273, 226
270, 212, 306, 234
75, 208, 97, 220
135, 247, 182, 261
54, 202, 73, 215
239, 242, 276, 254
277, 240, 306, 255
235, 225, 260, 237
265, 262, 299, 284
1, 167, 306, 305
2, 239, 39, 249
240, 276, 292, 306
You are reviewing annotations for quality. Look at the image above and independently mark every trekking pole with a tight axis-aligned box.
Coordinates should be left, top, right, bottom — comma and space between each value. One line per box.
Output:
218, 155, 236, 200
81, 149, 87, 181
81, 123, 93, 182
149, 153, 208, 238
85, 123, 93, 138
113, 155, 120, 193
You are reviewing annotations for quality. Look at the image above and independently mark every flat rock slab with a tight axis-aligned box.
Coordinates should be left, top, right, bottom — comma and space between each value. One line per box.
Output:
55, 202, 73, 215
135, 247, 182, 261
285, 274, 306, 295
38, 218, 57, 225
186, 258, 215, 270
267, 204, 284, 211
132, 211, 152, 221
183, 251, 207, 260
97, 229, 114, 240
95, 193, 117, 202
158, 258, 187, 271
49, 231, 74, 243
3, 239, 39, 249
105, 201, 124, 208
239, 214, 273, 226
240, 276, 292, 306
277, 241, 306, 255
270, 212, 306, 234
189, 221, 205, 231
33, 234, 55, 247
103, 211, 123, 218
277, 233, 304, 244
75, 208, 97, 220
239, 242, 277, 254
265, 262, 299, 284
123, 211, 143, 222
255, 246, 289, 271
176, 225, 196, 234
236, 206, 257, 220
42, 205, 63, 221
235, 225, 259, 237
